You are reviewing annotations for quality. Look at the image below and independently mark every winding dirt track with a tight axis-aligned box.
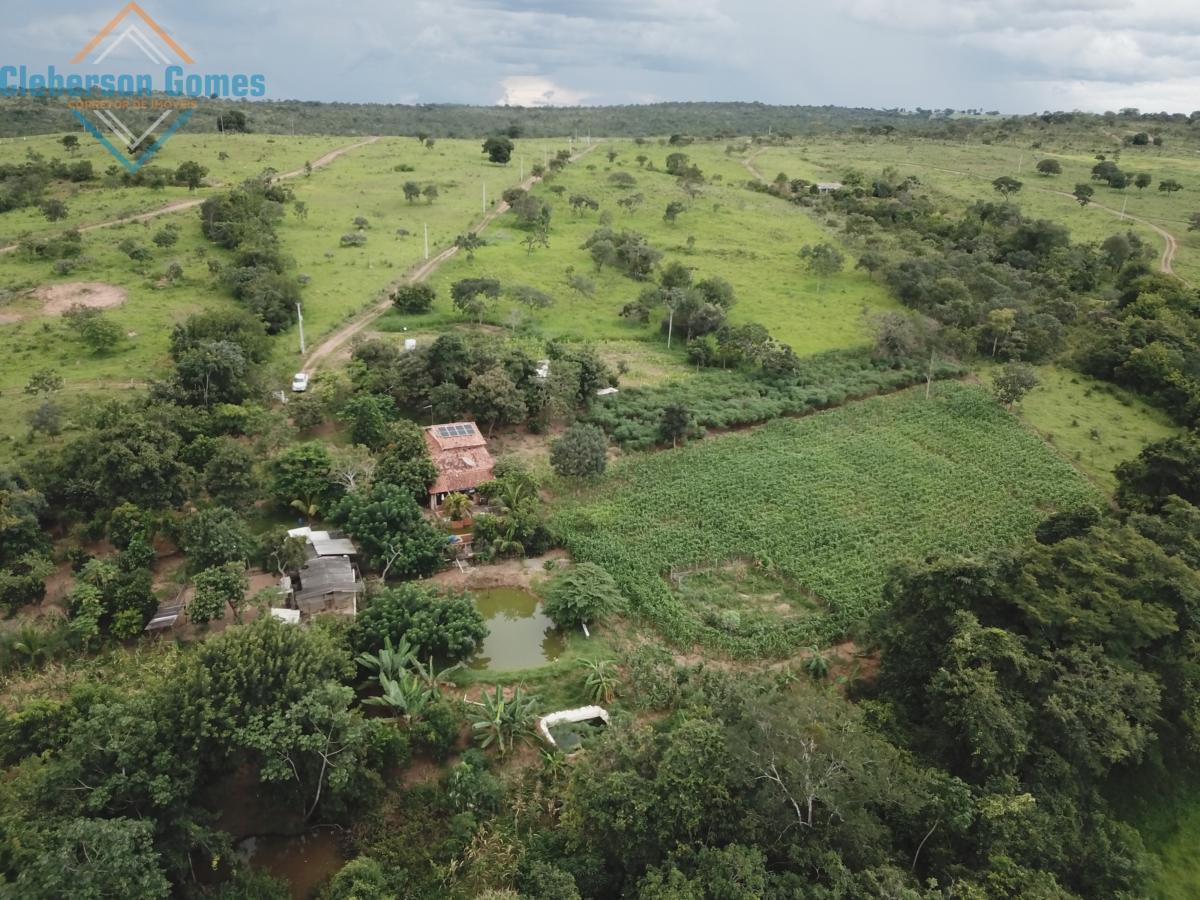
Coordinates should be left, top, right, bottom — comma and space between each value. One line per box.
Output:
304, 143, 599, 372
741, 148, 1186, 284
1040, 187, 1180, 278
0, 136, 380, 256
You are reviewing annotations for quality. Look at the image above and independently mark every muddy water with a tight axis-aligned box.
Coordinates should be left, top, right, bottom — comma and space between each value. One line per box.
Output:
468, 587, 564, 672
236, 831, 345, 899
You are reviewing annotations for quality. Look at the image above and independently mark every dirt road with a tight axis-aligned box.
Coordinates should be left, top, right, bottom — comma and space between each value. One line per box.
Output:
304, 142, 599, 372
1039, 187, 1181, 278
0, 136, 380, 256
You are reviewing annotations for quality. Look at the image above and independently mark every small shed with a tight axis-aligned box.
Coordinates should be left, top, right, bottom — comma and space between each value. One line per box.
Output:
816, 181, 843, 193
287, 527, 358, 560
292, 555, 362, 617
145, 593, 186, 632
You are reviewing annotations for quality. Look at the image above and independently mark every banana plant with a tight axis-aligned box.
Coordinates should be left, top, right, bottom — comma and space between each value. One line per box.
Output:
289, 495, 320, 523
355, 636, 418, 688
411, 656, 462, 692
363, 671, 433, 722
469, 685, 539, 755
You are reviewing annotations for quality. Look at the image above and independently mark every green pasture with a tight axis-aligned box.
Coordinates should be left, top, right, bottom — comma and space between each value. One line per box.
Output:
991, 364, 1179, 493
0, 132, 355, 243
755, 137, 1200, 283
404, 138, 899, 356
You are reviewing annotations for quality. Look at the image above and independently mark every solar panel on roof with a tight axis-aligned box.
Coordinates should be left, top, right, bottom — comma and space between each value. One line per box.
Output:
436, 423, 476, 438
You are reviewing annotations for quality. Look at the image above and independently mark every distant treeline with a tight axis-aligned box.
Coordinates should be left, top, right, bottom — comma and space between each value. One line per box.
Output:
0, 97, 922, 138
2, 95, 1199, 141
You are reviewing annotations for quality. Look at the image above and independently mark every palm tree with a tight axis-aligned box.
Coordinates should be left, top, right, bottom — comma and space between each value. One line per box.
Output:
443, 492, 473, 522
803, 648, 830, 680
580, 658, 618, 704
493, 475, 536, 514
12, 626, 53, 667
493, 516, 526, 558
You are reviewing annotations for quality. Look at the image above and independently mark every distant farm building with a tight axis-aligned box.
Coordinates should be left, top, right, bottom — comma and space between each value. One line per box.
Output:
425, 421, 495, 508
816, 182, 843, 193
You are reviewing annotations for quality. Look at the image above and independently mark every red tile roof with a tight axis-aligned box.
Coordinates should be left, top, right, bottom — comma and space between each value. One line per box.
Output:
427, 421, 485, 450
425, 422, 495, 494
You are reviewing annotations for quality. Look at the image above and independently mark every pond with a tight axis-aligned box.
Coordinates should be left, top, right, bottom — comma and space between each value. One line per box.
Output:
236, 831, 345, 899
469, 587, 565, 672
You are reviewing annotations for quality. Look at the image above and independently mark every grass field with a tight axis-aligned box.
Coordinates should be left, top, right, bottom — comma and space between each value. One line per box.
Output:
753, 136, 1200, 284
395, 138, 899, 356
0, 132, 356, 244
551, 382, 1099, 657
996, 364, 1179, 492
1109, 759, 1200, 899
0, 136, 569, 459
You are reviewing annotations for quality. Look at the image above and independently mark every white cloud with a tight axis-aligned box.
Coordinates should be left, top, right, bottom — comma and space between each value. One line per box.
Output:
497, 75, 589, 106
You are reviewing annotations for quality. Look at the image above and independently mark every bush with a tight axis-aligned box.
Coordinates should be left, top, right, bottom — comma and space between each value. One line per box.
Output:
410, 698, 463, 761
353, 584, 487, 662
550, 423, 609, 478
542, 562, 625, 631
392, 282, 435, 314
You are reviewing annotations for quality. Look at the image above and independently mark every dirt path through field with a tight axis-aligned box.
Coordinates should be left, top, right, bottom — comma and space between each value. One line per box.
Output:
0, 136, 380, 256
304, 142, 599, 372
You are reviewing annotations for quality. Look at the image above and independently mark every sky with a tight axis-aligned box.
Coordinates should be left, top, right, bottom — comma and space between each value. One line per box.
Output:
3, 0, 1199, 113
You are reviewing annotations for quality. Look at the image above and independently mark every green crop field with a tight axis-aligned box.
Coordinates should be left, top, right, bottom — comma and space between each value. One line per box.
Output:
552, 382, 1099, 657
754, 136, 1200, 284
390, 138, 899, 356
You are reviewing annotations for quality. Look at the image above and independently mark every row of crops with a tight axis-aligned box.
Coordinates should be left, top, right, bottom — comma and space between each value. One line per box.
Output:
553, 383, 1100, 657
584, 350, 966, 449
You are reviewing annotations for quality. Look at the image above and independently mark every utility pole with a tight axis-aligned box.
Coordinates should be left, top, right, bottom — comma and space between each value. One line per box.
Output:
1017, 153, 1023, 174
1121, 193, 1129, 219
296, 303, 306, 355
423, 222, 429, 260
519, 156, 524, 181
482, 181, 487, 213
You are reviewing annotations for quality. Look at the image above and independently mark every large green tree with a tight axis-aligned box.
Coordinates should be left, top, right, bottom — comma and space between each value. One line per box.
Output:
331, 482, 445, 579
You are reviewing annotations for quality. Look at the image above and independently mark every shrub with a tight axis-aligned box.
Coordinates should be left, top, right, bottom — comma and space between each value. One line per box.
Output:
550, 423, 608, 478
353, 584, 487, 662
542, 562, 625, 631
392, 282, 435, 314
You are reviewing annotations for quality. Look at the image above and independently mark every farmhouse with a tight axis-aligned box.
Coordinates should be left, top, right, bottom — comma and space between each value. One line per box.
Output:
425, 421, 495, 508
816, 181, 844, 193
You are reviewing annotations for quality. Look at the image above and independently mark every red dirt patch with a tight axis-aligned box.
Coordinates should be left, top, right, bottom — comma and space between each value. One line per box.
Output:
36, 282, 128, 316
